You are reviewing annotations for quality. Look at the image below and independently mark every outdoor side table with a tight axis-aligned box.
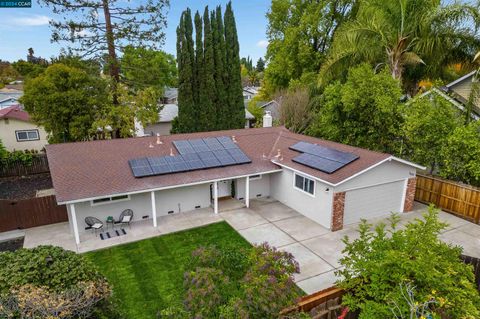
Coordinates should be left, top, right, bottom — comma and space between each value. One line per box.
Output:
106, 216, 115, 230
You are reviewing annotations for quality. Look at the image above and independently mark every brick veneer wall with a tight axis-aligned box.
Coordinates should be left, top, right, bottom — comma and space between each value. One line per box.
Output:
331, 192, 346, 231
403, 177, 417, 212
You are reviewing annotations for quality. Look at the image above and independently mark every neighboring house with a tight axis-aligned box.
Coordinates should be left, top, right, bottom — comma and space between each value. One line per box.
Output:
0, 105, 48, 151
261, 100, 280, 121
243, 86, 259, 101
417, 71, 480, 120
162, 87, 178, 104
46, 126, 423, 245
0, 88, 23, 109
140, 104, 256, 136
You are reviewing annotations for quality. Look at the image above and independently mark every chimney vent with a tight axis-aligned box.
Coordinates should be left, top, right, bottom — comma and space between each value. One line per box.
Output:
263, 111, 272, 128
156, 133, 163, 144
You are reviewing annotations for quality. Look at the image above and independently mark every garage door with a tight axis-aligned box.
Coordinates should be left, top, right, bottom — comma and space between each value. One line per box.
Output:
343, 180, 405, 225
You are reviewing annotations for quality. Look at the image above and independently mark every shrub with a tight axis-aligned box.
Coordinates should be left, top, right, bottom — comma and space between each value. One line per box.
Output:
180, 243, 301, 319
0, 245, 103, 292
337, 206, 480, 318
0, 245, 111, 319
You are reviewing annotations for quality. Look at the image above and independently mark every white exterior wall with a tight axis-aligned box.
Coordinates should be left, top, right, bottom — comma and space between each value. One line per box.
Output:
270, 169, 334, 229
73, 192, 152, 233
335, 160, 415, 192
154, 183, 211, 215
0, 118, 48, 151
235, 174, 271, 200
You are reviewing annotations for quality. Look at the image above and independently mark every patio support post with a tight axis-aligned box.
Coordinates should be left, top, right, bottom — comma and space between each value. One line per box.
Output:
151, 191, 157, 227
214, 181, 218, 214
70, 203, 80, 245
245, 176, 250, 208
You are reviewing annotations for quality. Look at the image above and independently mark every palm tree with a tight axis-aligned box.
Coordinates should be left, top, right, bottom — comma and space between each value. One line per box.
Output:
320, 0, 480, 88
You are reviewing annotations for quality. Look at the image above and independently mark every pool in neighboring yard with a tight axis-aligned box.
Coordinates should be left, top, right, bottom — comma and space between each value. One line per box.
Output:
86, 221, 251, 319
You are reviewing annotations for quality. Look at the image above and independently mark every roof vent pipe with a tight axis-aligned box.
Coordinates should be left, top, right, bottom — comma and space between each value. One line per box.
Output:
263, 111, 272, 128
170, 148, 174, 156
156, 133, 163, 145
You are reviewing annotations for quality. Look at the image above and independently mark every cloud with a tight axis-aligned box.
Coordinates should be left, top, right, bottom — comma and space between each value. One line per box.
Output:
257, 40, 269, 48
10, 15, 50, 26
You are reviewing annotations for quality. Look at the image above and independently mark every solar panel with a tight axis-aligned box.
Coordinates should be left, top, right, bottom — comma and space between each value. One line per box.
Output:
173, 140, 195, 154
203, 137, 224, 151
216, 136, 238, 149
197, 151, 221, 168
289, 141, 359, 164
181, 153, 205, 170
214, 149, 236, 166
165, 156, 190, 172
227, 148, 251, 164
147, 157, 171, 175
129, 158, 154, 177
292, 153, 345, 174
188, 139, 210, 153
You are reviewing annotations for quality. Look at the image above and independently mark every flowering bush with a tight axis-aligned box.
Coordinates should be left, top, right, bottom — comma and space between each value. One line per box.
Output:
160, 244, 301, 319
337, 206, 480, 318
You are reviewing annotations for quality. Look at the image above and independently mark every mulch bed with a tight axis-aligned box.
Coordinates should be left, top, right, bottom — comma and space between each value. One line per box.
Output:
0, 237, 24, 252
0, 173, 53, 200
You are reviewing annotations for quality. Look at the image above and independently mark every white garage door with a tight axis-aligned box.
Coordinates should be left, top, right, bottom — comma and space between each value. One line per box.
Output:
343, 180, 405, 225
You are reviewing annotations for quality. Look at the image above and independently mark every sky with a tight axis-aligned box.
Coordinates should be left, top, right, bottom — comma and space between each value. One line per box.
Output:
0, 0, 270, 63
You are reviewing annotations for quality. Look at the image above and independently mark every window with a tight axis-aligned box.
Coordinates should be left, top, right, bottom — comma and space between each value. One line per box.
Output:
250, 174, 262, 180
16, 129, 39, 142
294, 174, 315, 196
91, 194, 130, 206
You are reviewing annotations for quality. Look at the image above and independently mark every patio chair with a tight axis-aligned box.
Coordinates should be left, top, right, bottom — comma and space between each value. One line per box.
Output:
85, 216, 104, 236
115, 209, 134, 229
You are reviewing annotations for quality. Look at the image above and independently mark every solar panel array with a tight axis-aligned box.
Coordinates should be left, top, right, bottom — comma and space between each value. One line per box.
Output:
129, 136, 251, 178
289, 141, 359, 174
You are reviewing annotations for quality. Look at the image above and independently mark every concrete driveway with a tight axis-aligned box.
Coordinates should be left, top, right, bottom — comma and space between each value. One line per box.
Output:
220, 199, 480, 294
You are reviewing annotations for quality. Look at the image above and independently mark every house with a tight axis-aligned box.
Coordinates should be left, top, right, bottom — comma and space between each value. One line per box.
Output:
0, 87, 23, 109
0, 105, 48, 151
417, 71, 480, 120
261, 100, 280, 120
140, 104, 256, 136
162, 87, 178, 104
46, 125, 423, 245
243, 86, 259, 101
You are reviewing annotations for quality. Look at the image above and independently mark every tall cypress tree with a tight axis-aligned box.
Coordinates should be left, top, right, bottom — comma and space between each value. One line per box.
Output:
224, 2, 245, 129
173, 9, 197, 133
194, 11, 203, 111
199, 7, 217, 132
212, 6, 228, 130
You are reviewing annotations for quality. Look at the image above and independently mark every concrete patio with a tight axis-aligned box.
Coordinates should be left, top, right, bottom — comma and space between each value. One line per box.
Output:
20, 198, 480, 294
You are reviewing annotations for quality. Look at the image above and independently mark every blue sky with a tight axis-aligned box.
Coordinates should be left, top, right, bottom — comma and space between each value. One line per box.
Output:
0, 0, 270, 63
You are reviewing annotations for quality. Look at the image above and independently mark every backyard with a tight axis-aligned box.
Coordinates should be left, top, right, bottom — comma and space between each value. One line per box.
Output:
86, 221, 251, 319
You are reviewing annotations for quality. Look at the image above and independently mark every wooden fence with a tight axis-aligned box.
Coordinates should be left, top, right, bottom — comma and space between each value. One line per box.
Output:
0, 154, 50, 178
415, 174, 480, 223
0, 195, 68, 232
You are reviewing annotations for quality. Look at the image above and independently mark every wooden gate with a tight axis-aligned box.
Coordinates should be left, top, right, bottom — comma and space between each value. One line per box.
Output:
0, 195, 68, 232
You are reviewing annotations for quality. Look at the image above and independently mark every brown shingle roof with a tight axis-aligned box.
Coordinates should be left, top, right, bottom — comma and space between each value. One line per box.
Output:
46, 127, 391, 203
0, 105, 30, 122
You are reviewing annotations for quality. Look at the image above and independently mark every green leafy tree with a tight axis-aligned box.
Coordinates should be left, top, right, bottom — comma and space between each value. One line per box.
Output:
321, 0, 480, 91
51, 53, 102, 76
0, 61, 19, 86
0, 139, 7, 159
212, 6, 228, 130
264, 0, 358, 96
403, 94, 462, 173
308, 64, 403, 154
20, 63, 110, 143
120, 45, 177, 93
11, 60, 46, 79
440, 121, 480, 187
337, 206, 480, 318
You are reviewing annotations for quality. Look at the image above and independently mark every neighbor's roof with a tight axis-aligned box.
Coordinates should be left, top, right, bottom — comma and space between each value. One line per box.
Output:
261, 100, 279, 109
445, 70, 476, 89
46, 127, 422, 204
0, 105, 30, 122
164, 87, 178, 100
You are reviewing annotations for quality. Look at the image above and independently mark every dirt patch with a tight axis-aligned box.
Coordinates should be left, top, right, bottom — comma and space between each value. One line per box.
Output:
0, 173, 53, 200
0, 237, 24, 252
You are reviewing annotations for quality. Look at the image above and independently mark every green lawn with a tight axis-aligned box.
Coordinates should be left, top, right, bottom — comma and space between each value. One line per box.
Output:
85, 221, 251, 319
